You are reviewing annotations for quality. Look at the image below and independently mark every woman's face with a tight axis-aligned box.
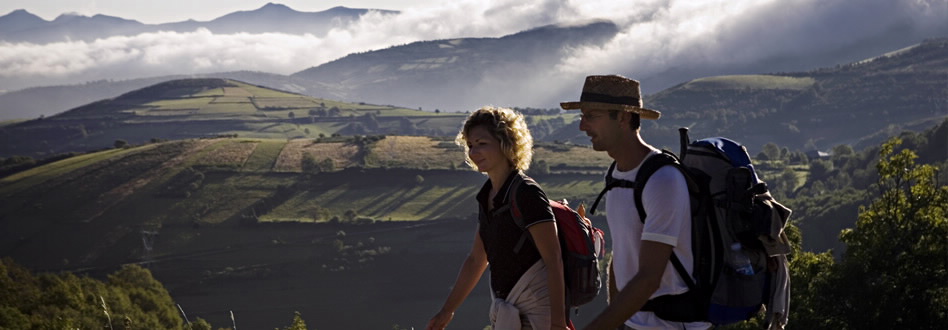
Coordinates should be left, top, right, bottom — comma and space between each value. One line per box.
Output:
466, 125, 509, 174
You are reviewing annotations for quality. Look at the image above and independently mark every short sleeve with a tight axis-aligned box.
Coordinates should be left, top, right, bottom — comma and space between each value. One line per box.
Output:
514, 181, 555, 228
640, 165, 691, 246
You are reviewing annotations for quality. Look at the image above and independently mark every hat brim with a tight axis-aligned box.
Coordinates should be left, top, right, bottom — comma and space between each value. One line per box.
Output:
560, 101, 661, 120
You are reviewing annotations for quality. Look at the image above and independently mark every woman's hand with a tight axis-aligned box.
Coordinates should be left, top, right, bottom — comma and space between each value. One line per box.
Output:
528, 221, 569, 330
428, 231, 488, 330
426, 310, 454, 330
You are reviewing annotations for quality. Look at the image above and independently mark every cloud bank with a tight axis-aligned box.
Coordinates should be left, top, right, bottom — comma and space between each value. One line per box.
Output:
1, 0, 945, 106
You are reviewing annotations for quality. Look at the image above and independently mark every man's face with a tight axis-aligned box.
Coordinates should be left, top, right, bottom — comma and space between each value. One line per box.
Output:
578, 108, 620, 151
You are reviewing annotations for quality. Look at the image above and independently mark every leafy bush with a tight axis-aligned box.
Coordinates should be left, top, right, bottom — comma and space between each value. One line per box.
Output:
0, 259, 316, 329
0, 258, 184, 329
790, 137, 948, 328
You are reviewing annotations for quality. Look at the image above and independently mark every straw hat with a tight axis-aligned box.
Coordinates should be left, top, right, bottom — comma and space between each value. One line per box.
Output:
560, 75, 661, 120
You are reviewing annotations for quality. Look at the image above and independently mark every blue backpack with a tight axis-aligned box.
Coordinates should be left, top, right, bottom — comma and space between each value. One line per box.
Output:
589, 128, 792, 327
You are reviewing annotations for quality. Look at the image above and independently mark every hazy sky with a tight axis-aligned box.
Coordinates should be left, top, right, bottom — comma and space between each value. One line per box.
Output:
0, 1, 446, 24
1, 0, 945, 107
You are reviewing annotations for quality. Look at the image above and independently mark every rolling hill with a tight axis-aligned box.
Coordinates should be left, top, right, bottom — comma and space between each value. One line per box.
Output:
292, 20, 620, 112
550, 38, 948, 152
0, 134, 609, 234
0, 78, 474, 158
0, 131, 610, 329
0, 70, 345, 122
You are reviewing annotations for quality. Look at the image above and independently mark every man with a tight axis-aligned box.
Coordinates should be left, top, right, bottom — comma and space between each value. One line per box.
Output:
560, 75, 710, 329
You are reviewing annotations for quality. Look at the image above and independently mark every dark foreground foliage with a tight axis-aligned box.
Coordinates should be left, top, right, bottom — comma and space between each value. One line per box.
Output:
0, 259, 183, 329
0, 259, 313, 330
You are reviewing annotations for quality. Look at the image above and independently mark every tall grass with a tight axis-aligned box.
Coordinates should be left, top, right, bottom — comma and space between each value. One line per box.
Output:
100, 296, 113, 330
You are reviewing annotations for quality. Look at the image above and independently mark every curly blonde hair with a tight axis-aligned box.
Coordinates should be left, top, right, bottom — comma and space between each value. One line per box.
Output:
456, 106, 534, 171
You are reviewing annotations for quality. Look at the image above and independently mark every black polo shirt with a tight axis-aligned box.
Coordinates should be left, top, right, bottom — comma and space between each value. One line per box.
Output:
477, 171, 554, 299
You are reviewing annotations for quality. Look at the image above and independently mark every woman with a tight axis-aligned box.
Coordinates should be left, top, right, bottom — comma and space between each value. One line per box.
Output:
427, 106, 569, 330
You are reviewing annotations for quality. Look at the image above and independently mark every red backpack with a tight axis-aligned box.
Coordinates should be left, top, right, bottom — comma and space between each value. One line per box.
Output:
497, 174, 606, 308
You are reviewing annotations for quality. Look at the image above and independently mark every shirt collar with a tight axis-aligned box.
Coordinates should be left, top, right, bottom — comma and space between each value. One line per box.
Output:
476, 170, 521, 208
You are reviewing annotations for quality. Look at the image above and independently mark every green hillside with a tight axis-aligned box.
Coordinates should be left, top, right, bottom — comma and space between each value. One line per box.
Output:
0, 78, 468, 158
0, 135, 605, 265
0, 134, 611, 328
682, 75, 816, 90
552, 38, 948, 153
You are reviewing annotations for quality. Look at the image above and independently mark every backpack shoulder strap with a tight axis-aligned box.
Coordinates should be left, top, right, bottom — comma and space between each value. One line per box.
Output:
491, 173, 534, 253
588, 161, 636, 215
633, 150, 697, 291
633, 150, 680, 222
509, 175, 529, 229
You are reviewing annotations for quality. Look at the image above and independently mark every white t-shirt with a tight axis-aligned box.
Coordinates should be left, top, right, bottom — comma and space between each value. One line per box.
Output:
605, 149, 711, 330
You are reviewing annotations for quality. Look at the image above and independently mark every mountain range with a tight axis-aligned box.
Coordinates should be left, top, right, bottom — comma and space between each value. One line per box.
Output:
0, 19, 619, 121
291, 19, 620, 111
0, 3, 396, 43
2, 1, 945, 118
2, 37, 944, 160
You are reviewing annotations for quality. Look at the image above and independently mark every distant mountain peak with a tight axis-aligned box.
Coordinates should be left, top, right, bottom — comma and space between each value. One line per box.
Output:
549, 18, 615, 28
0, 9, 47, 33
218, 2, 301, 19
53, 12, 85, 21
3, 9, 34, 17
90, 13, 139, 22
0, 9, 44, 22
521, 19, 617, 33
259, 2, 293, 11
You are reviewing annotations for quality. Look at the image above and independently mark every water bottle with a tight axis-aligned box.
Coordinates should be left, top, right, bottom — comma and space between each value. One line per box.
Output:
728, 242, 755, 275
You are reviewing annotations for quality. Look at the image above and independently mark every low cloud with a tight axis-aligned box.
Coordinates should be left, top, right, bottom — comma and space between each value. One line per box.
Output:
558, 0, 947, 75
1, 0, 945, 105
0, 28, 388, 81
